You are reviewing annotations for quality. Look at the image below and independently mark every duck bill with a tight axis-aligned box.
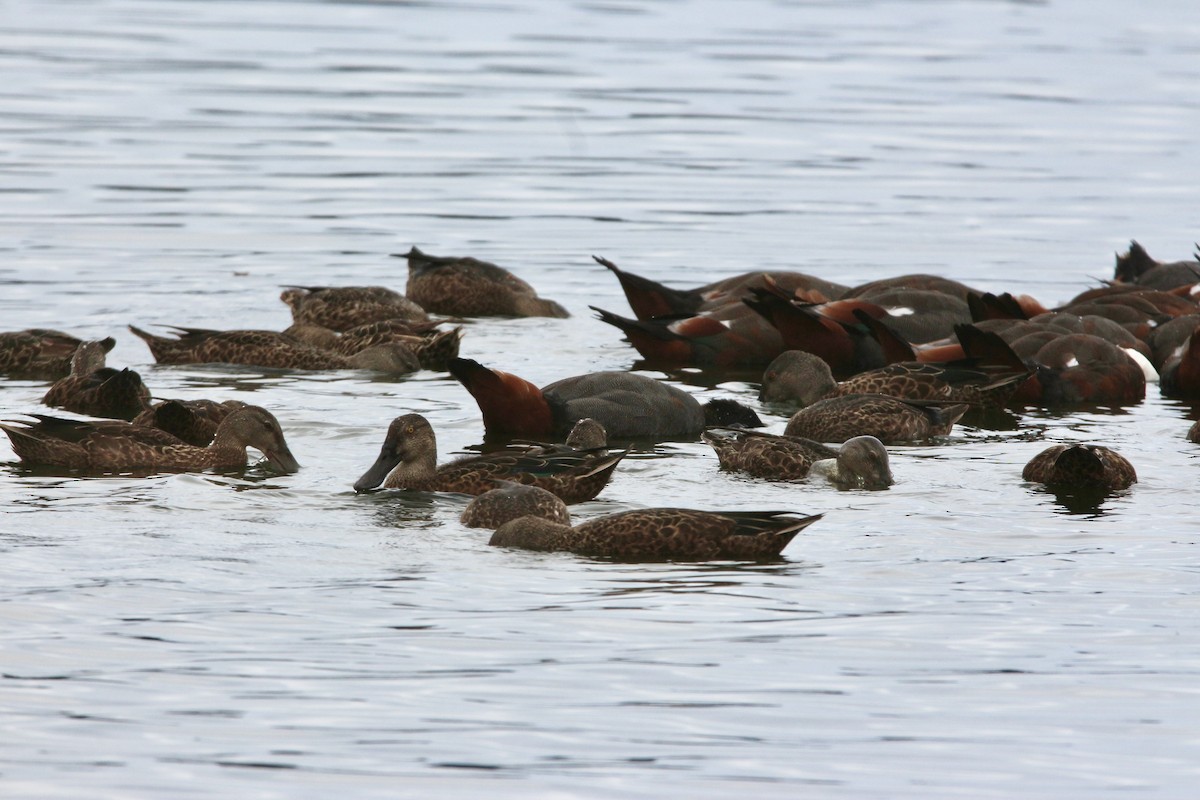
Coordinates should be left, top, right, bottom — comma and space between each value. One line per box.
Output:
353, 452, 401, 493
264, 444, 302, 475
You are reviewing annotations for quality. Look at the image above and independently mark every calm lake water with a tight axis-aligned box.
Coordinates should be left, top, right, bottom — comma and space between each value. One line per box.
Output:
3, 0, 1200, 797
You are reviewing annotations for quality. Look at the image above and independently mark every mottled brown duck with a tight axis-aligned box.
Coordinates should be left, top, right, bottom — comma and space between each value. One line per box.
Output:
130, 326, 419, 373
759, 349, 1028, 411
0, 329, 114, 380
131, 398, 249, 447
460, 482, 572, 529
489, 508, 824, 561
784, 393, 968, 444
400, 246, 569, 318
352, 413, 626, 504
280, 285, 427, 330
1, 405, 300, 474
42, 340, 151, 421
1022, 444, 1136, 491
703, 428, 893, 489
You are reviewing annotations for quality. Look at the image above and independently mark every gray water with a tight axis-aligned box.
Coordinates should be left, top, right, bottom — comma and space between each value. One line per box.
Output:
3, 0, 1200, 797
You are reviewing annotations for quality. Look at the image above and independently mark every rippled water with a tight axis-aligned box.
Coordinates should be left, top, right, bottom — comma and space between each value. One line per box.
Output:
4, 0, 1200, 797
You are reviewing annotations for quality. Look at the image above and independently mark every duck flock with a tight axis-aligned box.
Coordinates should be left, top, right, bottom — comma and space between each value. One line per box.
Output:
3, 240, 1196, 558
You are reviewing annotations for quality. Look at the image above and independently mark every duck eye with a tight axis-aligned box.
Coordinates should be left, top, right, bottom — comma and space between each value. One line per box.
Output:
405, 425, 415, 434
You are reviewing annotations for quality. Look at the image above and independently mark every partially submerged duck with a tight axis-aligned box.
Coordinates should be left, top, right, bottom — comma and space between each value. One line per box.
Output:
353, 413, 626, 503
42, 340, 151, 421
703, 429, 893, 489
784, 393, 968, 444
460, 481, 572, 529
1022, 444, 1136, 491
400, 246, 569, 318
281, 285, 427, 330
0, 329, 114, 380
489, 508, 825, 561
1, 405, 300, 474
131, 398, 249, 447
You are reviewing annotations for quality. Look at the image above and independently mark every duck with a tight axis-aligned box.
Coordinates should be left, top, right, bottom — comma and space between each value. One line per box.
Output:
784, 393, 968, 444
460, 481, 571, 529
488, 508, 824, 561
1022, 444, 1136, 491
284, 320, 464, 372
594, 254, 850, 320
129, 326, 420, 373
448, 357, 762, 440
0, 329, 114, 380
280, 285, 427, 330
590, 303, 787, 367
352, 413, 626, 503
1159, 320, 1200, 400
1, 405, 300, 474
703, 428, 893, 489
130, 398, 249, 447
42, 340, 151, 421
758, 349, 1028, 412
1113, 241, 1200, 291
398, 247, 569, 318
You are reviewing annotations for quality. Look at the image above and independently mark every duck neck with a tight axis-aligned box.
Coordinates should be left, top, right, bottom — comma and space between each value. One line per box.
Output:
386, 449, 440, 490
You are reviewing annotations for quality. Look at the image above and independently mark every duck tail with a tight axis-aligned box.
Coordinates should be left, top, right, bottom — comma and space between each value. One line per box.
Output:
593, 255, 704, 319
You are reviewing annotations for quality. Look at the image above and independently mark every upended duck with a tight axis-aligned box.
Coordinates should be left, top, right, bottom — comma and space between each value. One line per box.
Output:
448, 357, 762, 440
352, 413, 626, 503
489, 508, 825, 561
1022, 444, 1136, 491
399, 246, 570, 318
42, 340, 151, 421
703, 428, 893, 490
1, 405, 300, 474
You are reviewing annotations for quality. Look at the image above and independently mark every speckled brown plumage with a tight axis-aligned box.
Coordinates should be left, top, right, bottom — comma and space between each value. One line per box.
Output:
131, 399, 249, 447
784, 393, 968, 444
1022, 444, 1136, 491
402, 246, 569, 318
703, 429, 893, 489
0, 329, 114, 380
42, 341, 151, 420
280, 285, 427, 331
353, 413, 625, 503
460, 482, 572, 529
1, 405, 300, 474
759, 350, 1028, 411
129, 326, 419, 373
489, 508, 824, 561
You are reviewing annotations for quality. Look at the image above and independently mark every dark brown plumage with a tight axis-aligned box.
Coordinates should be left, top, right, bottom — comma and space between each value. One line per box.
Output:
401, 246, 569, 318
460, 482, 572, 529
784, 393, 968, 444
489, 508, 824, 561
1022, 444, 1136, 491
280, 285, 427, 331
1, 405, 300, 474
42, 340, 151, 421
130, 399, 249, 447
353, 413, 625, 503
0, 329, 114, 380
129, 326, 419, 373
703, 429, 893, 489
759, 349, 1028, 411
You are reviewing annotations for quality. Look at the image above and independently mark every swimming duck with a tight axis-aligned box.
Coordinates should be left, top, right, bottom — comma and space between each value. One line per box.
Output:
784, 393, 968, 444
703, 428, 893, 489
448, 357, 762, 439
41, 340, 151, 421
352, 413, 626, 503
460, 481, 572, 529
759, 349, 1028, 411
280, 285, 427, 330
1022, 444, 1136, 491
1113, 241, 1200, 291
130, 398, 249, 447
594, 254, 849, 320
1, 405, 300, 474
0, 329, 114, 380
399, 247, 569, 318
130, 326, 420, 373
489, 508, 824, 561
282, 319, 462, 371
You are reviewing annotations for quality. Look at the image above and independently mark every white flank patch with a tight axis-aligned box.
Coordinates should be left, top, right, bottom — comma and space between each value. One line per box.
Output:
886, 307, 915, 317
1123, 347, 1159, 382
1064, 356, 1080, 368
